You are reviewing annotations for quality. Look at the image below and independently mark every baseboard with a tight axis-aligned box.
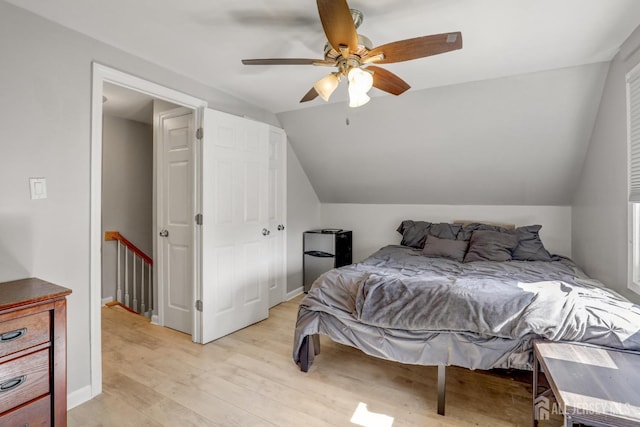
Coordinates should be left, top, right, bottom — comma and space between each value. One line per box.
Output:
151, 314, 159, 325
101, 296, 113, 306
67, 384, 93, 410
286, 286, 303, 301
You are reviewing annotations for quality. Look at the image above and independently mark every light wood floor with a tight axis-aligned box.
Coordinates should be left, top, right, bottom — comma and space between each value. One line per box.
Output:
68, 296, 540, 426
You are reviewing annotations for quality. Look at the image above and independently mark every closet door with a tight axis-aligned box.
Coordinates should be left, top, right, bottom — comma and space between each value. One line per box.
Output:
200, 108, 269, 343
267, 126, 287, 307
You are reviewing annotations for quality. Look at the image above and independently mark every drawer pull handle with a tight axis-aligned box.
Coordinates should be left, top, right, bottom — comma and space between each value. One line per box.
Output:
0, 328, 26, 342
0, 375, 26, 392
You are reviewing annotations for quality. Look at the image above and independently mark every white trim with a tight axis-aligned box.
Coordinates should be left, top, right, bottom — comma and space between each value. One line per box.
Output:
286, 286, 304, 301
280, 129, 288, 305
193, 106, 204, 344
629, 203, 640, 295
101, 296, 113, 306
628, 62, 640, 295
627, 62, 640, 202
67, 385, 93, 410
90, 63, 207, 400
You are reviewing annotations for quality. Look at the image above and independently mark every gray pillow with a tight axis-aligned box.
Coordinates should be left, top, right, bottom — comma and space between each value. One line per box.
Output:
457, 223, 508, 241
422, 235, 468, 262
396, 221, 462, 248
429, 223, 462, 240
463, 230, 519, 262
396, 220, 432, 248
511, 225, 552, 261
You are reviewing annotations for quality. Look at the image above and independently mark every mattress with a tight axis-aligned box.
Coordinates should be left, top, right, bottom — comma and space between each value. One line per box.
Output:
293, 245, 640, 371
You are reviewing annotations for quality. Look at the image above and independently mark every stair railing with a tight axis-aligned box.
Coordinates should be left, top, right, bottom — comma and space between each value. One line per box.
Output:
104, 231, 153, 317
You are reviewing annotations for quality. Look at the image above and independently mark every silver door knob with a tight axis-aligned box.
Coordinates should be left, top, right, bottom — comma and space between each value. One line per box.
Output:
261, 228, 271, 236
159, 229, 169, 237
277, 224, 285, 231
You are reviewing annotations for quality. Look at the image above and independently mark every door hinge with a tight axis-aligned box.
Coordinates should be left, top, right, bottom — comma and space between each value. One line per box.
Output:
195, 213, 203, 225
195, 300, 203, 312
196, 127, 203, 140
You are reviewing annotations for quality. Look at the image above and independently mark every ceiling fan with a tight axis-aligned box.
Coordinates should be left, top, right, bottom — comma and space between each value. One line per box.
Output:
241, 0, 462, 107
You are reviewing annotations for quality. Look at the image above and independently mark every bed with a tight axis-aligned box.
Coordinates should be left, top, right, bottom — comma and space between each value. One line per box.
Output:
292, 221, 640, 414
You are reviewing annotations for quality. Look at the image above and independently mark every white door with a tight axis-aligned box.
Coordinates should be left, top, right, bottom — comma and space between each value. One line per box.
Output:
267, 127, 287, 308
199, 108, 269, 344
157, 107, 194, 334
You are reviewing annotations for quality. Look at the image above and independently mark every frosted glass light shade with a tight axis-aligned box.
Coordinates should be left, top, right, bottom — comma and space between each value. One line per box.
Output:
347, 67, 373, 108
348, 87, 370, 107
313, 73, 340, 101
348, 67, 373, 93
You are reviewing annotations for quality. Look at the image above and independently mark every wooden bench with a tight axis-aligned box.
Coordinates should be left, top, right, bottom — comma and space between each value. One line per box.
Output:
533, 340, 640, 426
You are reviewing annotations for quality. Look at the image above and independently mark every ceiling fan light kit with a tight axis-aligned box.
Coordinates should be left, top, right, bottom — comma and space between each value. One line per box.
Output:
314, 72, 341, 101
241, 0, 463, 108
347, 67, 373, 107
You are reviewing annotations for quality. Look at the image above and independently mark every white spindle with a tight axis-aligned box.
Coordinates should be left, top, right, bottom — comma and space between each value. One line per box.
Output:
124, 248, 130, 307
140, 259, 146, 315
116, 242, 122, 303
148, 263, 153, 317
132, 256, 137, 312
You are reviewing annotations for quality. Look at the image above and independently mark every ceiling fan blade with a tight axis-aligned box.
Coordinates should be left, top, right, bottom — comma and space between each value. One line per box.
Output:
368, 32, 462, 64
242, 58, 320, 65
367, 66, 410, 95
317, 0, 358, 52
300, 87, 319, 103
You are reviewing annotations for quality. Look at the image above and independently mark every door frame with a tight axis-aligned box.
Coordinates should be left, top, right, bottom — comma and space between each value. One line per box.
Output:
90, 63, 207, 398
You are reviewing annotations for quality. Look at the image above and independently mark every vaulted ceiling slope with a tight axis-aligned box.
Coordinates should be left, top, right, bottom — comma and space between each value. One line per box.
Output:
278, 63, 609, 205
5, 0, 640, 114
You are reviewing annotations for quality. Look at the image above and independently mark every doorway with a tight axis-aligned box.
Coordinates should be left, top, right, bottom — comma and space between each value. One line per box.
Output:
90, 63, 207, 398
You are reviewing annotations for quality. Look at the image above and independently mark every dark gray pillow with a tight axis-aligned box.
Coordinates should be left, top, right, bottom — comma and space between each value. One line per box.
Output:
422, 235, 468, 262
463, 230, 519, 262
395, 220, 462, 248
429, 223, 462, 240
457, 223, 508, 241
511, 225, 552, 261
396, 220, 432, 248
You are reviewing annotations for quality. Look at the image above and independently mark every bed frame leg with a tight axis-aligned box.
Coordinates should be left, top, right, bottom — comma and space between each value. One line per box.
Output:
437, 364, 446, 416
299, 334, 321, 372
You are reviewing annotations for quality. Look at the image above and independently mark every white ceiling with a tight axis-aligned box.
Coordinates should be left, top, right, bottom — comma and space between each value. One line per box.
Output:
6, 0, 640, 114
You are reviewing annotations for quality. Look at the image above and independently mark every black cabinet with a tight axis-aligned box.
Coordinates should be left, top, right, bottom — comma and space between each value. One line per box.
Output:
303, 229, 352, 293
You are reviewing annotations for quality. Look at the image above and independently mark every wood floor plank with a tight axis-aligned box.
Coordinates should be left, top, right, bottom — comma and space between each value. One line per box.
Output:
68, 297, 535, 426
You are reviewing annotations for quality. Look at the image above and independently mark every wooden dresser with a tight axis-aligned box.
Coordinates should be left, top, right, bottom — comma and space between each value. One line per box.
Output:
0, 278, 72, 426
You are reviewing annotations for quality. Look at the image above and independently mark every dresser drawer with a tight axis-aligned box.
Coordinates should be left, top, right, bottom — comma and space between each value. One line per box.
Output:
0, 349, 49, 414
1, 394, 50, 427
0, 311, 50, 358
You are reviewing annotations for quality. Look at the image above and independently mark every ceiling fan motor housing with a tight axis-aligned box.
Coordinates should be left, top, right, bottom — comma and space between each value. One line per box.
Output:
323, 34, 373, 69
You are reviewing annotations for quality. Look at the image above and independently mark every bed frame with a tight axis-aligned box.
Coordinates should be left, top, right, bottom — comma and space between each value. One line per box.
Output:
298, 334, 448, 416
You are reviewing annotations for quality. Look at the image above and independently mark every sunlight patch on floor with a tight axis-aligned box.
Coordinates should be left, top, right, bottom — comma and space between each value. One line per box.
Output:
350, 402, 394, 427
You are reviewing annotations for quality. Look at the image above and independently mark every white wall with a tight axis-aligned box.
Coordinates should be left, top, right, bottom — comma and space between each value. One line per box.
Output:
101, 116, 153, 301
321, 204, 571, 264
286, 143, 321, 294
0, 1, 280, 401
572, 24, 640, 302
279, 64, 608, 206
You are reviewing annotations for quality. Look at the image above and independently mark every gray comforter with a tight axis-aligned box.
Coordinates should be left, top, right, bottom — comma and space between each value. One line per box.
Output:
294, 245, 640, 370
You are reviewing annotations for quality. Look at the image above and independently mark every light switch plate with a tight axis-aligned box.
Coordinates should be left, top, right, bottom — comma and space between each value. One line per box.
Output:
29, 177, 47, 200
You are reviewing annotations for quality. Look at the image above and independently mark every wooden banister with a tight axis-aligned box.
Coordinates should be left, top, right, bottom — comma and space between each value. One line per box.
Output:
104, 231, 153, 266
